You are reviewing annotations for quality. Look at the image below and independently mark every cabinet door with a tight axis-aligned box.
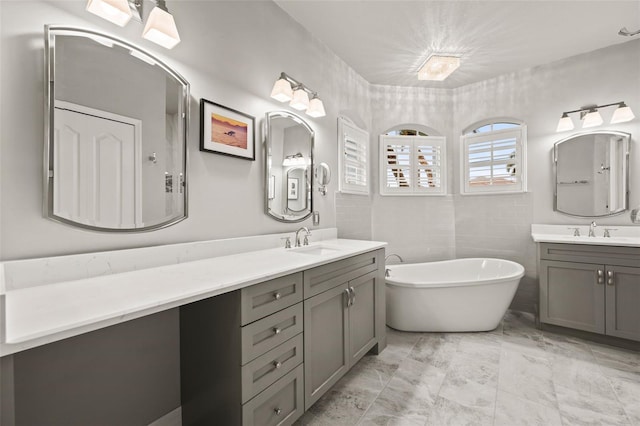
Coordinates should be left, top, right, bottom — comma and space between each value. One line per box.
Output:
540, 260, 605, 334
348, 271, 377, 366
605, 265, 640, 342
303, 284, 349, 410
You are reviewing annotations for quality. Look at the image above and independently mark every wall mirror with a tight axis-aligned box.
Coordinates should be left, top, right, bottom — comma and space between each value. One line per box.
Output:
554, 131, 630, 217
44, 25, 189, 232
265, 111, 314, 222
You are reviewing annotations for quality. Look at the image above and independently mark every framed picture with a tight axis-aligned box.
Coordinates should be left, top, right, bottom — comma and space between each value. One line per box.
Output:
287, 178, 299, 199
200, 98, 255, 160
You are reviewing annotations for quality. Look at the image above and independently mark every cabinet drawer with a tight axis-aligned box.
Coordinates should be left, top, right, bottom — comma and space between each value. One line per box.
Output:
241, 273, 303, 325
241, 303, 303, 365
304, 250, 380, 298
540, 243, 640, 267
242, 334, 303, 403
242, 364, 304, 426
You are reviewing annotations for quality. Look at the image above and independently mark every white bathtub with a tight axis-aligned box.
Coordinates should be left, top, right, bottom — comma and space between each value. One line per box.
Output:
385, 258, 524, 332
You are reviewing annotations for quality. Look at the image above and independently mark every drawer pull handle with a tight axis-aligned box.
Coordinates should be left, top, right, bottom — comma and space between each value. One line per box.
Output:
607, 270, 615, 286
344, 288, 352, 307
273, 361, 282, 369
273, 327, 282, 335
274, 292, 282, 300
596, 269, 604, 285
274, 408, 282, 416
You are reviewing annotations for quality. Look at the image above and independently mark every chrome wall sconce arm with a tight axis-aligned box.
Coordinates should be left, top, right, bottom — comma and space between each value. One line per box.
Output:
556, 101, 635, 132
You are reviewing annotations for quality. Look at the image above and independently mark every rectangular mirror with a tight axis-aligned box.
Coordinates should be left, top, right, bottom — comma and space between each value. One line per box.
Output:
554, 131, 630, 217
45, 25, 189, 232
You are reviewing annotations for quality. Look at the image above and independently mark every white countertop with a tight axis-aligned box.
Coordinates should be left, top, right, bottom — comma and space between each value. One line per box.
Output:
531, 224, 640, 247
1, 238, 386, 356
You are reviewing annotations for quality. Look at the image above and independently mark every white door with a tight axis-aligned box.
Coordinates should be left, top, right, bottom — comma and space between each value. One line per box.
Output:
54, 104, 142, 228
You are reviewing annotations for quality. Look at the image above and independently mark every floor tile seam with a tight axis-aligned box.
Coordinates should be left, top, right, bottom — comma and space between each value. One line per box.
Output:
354, 362, 398, 426
552, 380, 633, 426
593, 362, 637, 426
491, 345, 504, 426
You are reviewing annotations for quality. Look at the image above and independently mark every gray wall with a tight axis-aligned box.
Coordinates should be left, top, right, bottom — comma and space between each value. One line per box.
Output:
0, 0, 371, 261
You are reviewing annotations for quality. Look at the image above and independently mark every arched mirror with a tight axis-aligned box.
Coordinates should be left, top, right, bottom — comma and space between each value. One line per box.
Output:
44, 26, 189, 232
554, 131, 630, 217
264, 111, 314, 222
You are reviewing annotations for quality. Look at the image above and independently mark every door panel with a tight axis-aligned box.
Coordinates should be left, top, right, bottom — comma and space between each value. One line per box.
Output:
348, 271, 377, 365
540, 260, 605, 333
605, 265, 640, 341
303, 284, 349, 410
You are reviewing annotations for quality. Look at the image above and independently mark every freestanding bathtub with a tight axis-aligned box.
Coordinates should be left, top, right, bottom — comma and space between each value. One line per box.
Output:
385, 258, 524, 332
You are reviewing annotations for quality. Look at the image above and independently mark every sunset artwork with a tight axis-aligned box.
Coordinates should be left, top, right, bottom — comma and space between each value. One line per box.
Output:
210, 113, 248, 149
200, 98, 255, 160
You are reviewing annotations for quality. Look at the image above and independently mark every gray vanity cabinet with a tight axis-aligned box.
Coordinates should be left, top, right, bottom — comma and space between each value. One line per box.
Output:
180, 248, 386, 425
539, 243, 640, 342
302, 251, 383, 410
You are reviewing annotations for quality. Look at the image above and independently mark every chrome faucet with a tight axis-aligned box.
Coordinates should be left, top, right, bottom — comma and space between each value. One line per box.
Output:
295, 227, 311, 247
589, 221, 597, 237
385, 253, 404, 263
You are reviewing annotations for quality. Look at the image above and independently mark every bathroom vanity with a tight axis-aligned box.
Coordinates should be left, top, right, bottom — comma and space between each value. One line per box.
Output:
532, 225, 640, 345
0, 231, 386, 425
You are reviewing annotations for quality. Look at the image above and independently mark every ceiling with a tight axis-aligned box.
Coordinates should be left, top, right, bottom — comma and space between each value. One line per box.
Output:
274, 1, 640, 88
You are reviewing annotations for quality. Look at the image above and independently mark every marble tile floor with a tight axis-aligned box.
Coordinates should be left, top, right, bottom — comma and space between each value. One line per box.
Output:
294, 311, 640, 426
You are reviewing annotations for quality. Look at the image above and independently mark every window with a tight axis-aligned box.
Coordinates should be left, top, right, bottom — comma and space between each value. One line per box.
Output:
380, 133, 446, 196
461, 119, 526, 194
338, 117, 369, 195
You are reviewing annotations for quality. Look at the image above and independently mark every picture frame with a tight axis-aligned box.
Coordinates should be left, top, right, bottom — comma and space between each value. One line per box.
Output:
287, 177, 299, 200
199, 98, 255, 160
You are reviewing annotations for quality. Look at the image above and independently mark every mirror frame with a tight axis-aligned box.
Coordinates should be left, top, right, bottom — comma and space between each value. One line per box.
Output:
264, 110, 314, 223
553, 130, 630, 218
43, 25, 190, 232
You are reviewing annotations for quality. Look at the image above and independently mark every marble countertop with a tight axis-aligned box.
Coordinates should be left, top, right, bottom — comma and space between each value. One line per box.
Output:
1, 238, 386, 356
531, 224, 640, 247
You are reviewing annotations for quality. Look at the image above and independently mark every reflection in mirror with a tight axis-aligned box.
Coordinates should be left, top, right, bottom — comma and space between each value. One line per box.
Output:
44, 26, 189, 232
265, 111, 314, 222
554, 131, 630, 217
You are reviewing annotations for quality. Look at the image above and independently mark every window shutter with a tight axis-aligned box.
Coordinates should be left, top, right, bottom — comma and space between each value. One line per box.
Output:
338, 117, 369, 195
380, 135, 446, 196
462, 126, 526, 194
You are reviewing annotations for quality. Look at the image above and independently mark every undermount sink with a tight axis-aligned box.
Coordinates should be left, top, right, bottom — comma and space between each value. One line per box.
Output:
288, 244, 342, 256
531, 224, 640, 247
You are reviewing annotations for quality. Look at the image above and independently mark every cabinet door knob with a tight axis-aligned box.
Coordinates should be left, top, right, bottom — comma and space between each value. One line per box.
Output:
274, 408, 282, 416
274, 292, 282, 300
273, 327, 281, 335
596, 269, 604, 284
607, 270, 615, 286
273, 361, 282, 369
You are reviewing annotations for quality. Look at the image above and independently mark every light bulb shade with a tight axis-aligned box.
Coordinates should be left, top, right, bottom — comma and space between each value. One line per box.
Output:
289, 88, 310, 110
86, 0, 132, 27
418, 55, 460, 81
556, 114, 574, 132
582, 109, 603, 128
306, 97, 326, 118
270, 78, 293, 102
142, 6, 181, 49
610, 103, 635, 124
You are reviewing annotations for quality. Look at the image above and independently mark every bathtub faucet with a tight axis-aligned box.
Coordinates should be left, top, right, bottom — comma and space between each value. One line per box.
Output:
385, 253, 404, 263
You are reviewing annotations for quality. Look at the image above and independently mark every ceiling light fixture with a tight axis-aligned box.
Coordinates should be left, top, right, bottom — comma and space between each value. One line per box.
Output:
556, 101, 635, 132
86, 0, 180, 49
417, 54, 460, 81
269, 72, 326, 118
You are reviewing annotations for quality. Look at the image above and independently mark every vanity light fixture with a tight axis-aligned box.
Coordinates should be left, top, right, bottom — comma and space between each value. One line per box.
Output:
417, 54, 460, 81
269, 72, 326, 118
555, 101, 635, 132
86, 0, 180, 49
282, 153, 307, 167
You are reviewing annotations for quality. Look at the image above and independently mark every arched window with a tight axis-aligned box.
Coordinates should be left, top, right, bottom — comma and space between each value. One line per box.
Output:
461, 118, 527, 194
380, 125, 446, 196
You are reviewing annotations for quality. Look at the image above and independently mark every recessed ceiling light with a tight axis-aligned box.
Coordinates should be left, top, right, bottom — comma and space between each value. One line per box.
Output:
417, 55, 460, 81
